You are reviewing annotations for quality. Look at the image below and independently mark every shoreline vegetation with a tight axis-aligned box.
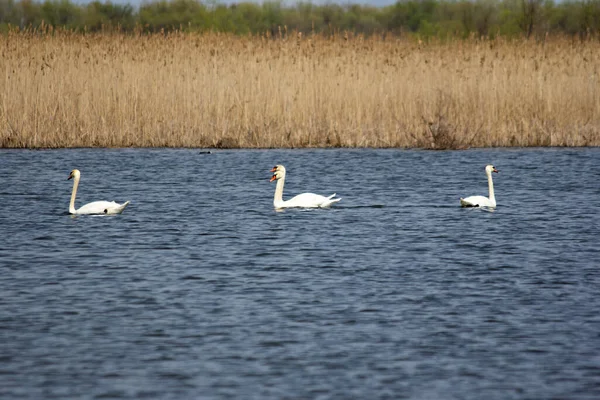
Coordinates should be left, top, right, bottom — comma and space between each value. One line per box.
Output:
1, 0, 600, 38
1, 30, 599, 148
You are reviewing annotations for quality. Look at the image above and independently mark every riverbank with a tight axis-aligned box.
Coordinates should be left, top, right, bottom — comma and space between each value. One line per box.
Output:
1, 32, 599, 148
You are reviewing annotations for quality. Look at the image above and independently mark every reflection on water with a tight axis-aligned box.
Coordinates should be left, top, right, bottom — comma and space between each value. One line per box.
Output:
0, 148, 599, 399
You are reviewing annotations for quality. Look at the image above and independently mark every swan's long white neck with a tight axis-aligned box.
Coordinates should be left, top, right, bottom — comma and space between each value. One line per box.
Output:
69, 175, 79, 214
273, 174, 285, 208
487, 170, 496, 206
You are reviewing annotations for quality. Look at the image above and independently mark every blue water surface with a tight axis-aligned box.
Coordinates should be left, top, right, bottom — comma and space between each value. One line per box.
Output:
1, 148, 599, 399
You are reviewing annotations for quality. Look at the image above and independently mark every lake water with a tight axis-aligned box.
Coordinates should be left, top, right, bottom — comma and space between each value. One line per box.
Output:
1, 148, 599, 399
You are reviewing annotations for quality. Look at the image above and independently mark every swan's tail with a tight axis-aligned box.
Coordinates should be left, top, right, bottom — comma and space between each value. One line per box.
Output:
113, 201, 130, 214
321, 194, 341, 207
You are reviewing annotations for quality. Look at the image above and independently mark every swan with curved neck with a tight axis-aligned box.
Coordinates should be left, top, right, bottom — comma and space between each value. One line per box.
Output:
68, 169, 130, 215
270, 165, 341, 209
460, 165, 499, 208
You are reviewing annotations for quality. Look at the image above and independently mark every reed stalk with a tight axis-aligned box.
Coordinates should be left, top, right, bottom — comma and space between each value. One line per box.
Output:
1, 30, 598, 148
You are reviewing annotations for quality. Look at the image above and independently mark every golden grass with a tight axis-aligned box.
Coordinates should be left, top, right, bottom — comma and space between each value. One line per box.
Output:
1, 30, 599, 148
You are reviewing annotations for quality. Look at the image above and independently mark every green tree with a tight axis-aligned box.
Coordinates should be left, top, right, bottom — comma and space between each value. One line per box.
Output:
41, 0, 81, 28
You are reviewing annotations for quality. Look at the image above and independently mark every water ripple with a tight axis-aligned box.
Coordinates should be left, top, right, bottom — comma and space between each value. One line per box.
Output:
0, 148, 599, 399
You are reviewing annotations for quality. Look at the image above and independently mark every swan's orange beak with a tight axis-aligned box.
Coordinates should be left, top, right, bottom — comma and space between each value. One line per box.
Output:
493, 168, 499, 173
270, 175, 277, 182
270, 167, 277, 172
67, 173, 73, 180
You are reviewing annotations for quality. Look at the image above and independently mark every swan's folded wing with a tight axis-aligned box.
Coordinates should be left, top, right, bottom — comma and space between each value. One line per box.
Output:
460, 198, 476, 207
282, 193, 340, 208
75, 200, 117, 214
76, 200, 130, 215
460, 195, 491, 208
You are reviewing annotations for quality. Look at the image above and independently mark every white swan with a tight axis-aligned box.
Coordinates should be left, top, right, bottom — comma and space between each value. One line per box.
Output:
460, 164, 499, 208
68, 169, 130, 215
270, 165, 341, 209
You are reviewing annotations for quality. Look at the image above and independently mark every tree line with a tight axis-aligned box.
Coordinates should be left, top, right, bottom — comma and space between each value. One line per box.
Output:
1, 0, 599, 38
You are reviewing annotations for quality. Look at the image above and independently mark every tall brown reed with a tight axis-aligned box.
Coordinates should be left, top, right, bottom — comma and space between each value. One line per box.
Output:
1, 30, 599, 148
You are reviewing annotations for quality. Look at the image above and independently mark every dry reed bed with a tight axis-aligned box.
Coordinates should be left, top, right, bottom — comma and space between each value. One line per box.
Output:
1, 31, 599, 148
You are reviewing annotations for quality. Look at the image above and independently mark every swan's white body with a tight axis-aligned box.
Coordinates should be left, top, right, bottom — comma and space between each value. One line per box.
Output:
68, 169, 130, 215
460, 165, 498, 208
270, 165, 341, 209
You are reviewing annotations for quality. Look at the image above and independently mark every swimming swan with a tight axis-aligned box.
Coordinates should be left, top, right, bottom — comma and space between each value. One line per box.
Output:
68, 169, 130, 215
460, 164, 498, 208
270, 165, 341, 209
